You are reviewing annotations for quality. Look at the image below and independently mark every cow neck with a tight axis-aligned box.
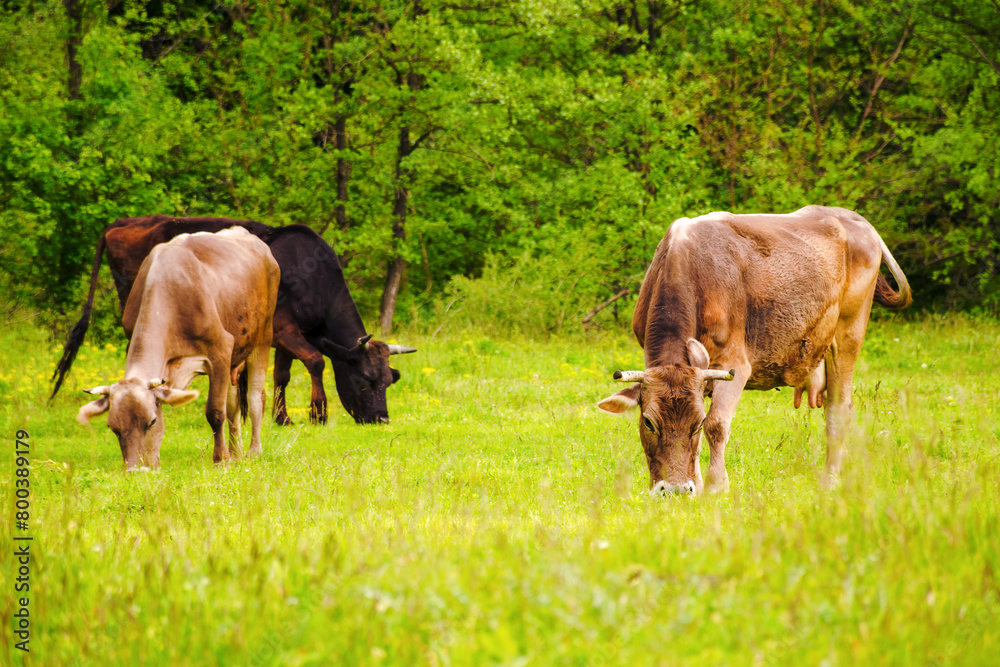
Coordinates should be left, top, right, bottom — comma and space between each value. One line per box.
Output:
123, 319, 169, 381
122, 274, 177, 381
643, 284, 697, 369
324, 281, 369, 349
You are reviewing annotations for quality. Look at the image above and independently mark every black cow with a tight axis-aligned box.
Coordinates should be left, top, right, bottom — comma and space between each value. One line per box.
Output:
52, 216, 416, 425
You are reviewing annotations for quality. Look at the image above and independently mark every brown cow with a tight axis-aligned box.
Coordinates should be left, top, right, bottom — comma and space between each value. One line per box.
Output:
598, 206, 911, 496
51, 216, 416, 426
77, 228, 280, 470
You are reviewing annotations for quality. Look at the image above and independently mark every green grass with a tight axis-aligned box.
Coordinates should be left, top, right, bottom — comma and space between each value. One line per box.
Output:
1, 314, 999, 665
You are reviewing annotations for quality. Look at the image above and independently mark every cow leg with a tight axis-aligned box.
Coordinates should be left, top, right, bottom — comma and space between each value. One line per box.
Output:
226, 380, 243, 460
823, 341, 854, 483
206, 384, 230, 463
206, 339, 235, 464
272, 348, 294, 426
822, 321, 869, 484
247, 343, 269, 457
703, 361, 751, 494
822, 273, 877, 485
273, 325, 327, 425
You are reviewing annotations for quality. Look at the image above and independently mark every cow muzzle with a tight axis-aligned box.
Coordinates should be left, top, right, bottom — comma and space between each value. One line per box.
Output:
650, 480, 696, 497
357, 415, 391, 425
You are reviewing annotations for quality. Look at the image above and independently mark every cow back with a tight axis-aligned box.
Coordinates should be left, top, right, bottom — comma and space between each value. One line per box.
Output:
636, 206, 887, 389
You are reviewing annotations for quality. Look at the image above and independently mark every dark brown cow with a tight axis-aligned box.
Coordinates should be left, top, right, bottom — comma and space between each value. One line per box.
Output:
77, 228, 280, 470
599, 206, 911, 496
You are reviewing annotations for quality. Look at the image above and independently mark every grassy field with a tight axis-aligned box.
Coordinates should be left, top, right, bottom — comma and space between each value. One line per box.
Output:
1, 313, 998, 665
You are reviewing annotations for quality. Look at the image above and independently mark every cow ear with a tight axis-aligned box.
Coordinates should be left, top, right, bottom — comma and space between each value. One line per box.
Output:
77, 397, 110, 425
687, 338, 710, 369
598, 383, 641, 414
390, 368, 401, 384
152, 385, 199, 406
321, 337, 360, 362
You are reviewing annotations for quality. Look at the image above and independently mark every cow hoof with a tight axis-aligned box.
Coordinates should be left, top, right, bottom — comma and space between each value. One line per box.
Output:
704, 475, 730, 495
820, 470, 841, 491
274, 413, 292, 426
650, 480, 697, 498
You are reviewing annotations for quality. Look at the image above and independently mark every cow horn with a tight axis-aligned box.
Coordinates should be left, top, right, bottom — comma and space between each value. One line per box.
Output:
613, 370, 646, 382
148, 378, 166, 389
387, 344, 418, 355
702, 368, 736, 381
83, 385, 112, 396
358, 333, 374, 349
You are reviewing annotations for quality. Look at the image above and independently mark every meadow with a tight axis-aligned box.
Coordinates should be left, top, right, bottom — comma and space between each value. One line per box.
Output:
1, 313, 998, 665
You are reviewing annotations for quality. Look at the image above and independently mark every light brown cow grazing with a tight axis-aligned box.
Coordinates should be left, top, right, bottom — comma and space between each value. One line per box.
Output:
599, 205, 911, 496
78, 228, 280, 470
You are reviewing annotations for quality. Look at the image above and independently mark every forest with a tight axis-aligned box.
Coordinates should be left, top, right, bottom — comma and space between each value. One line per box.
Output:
3, 4, 1000, 664
1, 0, 998, 334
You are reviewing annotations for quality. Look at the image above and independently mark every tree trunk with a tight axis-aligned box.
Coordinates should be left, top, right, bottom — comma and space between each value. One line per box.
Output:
64, 0, 84, 101
335, 114, 351, 232
316, 1, 353, 237
379, 124, 411, 333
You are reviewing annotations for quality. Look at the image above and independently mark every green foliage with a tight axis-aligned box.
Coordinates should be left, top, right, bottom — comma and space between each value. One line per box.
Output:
440, 241, 632, 335
894, 1, 1000, 308
3, 316, 1000, 664
0, 2, 205, 315
1, 0, 999, 335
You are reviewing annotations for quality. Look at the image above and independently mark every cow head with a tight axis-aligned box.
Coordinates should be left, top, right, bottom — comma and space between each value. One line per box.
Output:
77, 377, 199, 470
598, 339, 734, 497
321, 334, 417, 424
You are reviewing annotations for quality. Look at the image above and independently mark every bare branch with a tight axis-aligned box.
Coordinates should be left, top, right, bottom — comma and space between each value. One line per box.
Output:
855, 19, 912, 139
155, 2, 224, 63
958, 31, 1000, 76
410, 127, 441, 152
582, 289, 630, 325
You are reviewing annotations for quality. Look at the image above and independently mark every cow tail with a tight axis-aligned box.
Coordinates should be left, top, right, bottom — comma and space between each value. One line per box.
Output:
874, 236, 913, 310
50, 232, 108, 400
238, 367, 249, 422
